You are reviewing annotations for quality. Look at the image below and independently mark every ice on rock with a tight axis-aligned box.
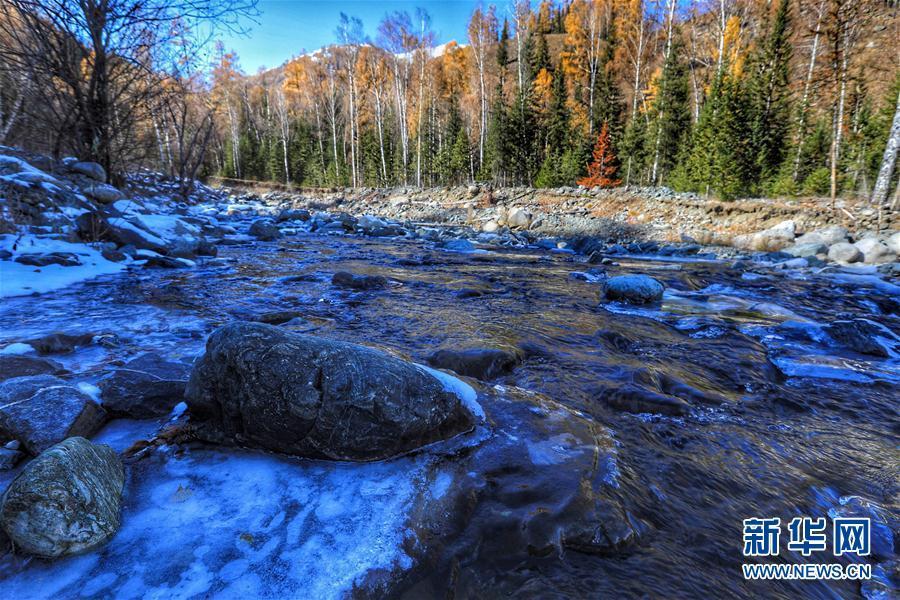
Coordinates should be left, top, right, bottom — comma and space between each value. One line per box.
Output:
0, 446, 445, 600
416, 362, 485, 420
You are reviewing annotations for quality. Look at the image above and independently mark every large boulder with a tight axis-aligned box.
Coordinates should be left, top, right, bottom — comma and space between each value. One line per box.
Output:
98, 353, 192, 418
0, 437, 124, 558
827, 242, 863, 263
734, 220, 796, 251
795, 225, 849, 246
854, 237, 896, 264
249, 219, 280, 241
82, 183, 124, 204
784, 242, 827, 258
602, 275, 665, 304
427, 348, 520, 381
887, 231, 900, 255
0, 355, 65, 381
0, 377, 106, 454
185, 322, 476, 461
69, 161, 106, 182
76, 210, 168, 254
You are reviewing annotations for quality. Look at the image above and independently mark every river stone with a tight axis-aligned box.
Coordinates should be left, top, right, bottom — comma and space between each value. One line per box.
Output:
185, 322, 476, 461
827, 242, 863, 263
332, 271, 389, 290
796, 226, 849, 246
784, 242, 827, 258
0, 355, 65, 381
825, 319, 899, 358
482, 220, 499, 233
0, 383, 106, 455
26, 332, 95, 355
76, 211, 168, 254
249, 219, 280, 241
70, 161, 106, 182
14, 252, 82, 267
83, 183, 124, 204
854, 237, 895, 264
427, 348, 519, 381
98, 353, 192, 418
887, 231, 900, 255
0, 437, 124, 558
277, 208, 310, 222
442, 239, 476, 252
602, 275, 665, 304
506, 207, 531, 229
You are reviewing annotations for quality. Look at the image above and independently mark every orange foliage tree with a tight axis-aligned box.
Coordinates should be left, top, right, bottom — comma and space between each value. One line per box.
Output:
578, 121, 621, 187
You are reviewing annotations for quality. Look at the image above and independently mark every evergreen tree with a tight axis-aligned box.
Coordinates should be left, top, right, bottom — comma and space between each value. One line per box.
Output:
649, 37, 691, 186
530, 30, 551, 80
620, 116, 649, 186
672, 71, 746, 200
508, 85, 539, 184
744, 0, 793, 192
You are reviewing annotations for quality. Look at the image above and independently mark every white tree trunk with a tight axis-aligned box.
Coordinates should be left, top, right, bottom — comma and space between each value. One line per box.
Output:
872, 88, 900, 205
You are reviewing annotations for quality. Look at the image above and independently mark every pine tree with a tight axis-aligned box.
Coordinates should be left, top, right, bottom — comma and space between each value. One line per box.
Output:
578, 121, 621, 187
649, 36, 691, 186
672, 71, 745, 200
530, 30, 551, 80
620, 116, 649, 186
744, 0, 793, 193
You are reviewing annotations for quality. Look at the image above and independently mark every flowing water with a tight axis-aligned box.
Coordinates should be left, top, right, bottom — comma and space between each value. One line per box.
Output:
0, 211, 897, 599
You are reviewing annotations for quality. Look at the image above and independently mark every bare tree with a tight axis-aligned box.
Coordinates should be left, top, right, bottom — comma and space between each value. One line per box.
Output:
0, 0, 257, 181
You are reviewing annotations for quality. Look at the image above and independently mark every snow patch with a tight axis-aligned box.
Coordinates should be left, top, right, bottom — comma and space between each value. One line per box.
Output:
0, 234, 126, 298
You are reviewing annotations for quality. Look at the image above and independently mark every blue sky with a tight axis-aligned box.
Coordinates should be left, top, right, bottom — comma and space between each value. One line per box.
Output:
219, 0, 489, 73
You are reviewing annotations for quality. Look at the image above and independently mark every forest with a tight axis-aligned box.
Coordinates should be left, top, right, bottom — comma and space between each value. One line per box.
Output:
1, 0, 899, 202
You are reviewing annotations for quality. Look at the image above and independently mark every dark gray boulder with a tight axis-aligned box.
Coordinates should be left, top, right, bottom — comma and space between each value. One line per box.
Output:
185, 322, 476, 460
69, 161, 106, 182
25, 332, 94, 355
98, 353, 192, 418
427, 348, 520, 381
0, 355, 65, 381
249, 219, 281, 241
0, 437, 124, 558
13, 252, 81, 267
277, 208, 310, 222
0, 378, 106, 454
601, 274, 665, 304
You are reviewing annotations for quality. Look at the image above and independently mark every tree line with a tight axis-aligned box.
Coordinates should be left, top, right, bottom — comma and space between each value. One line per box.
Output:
1, 0, 898, 204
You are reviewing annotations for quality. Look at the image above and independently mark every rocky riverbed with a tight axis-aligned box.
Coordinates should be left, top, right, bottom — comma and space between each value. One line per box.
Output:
0, 151, 898, 598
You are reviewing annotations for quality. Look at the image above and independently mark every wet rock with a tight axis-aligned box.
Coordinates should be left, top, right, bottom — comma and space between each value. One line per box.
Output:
0, 437, 124, 558
13, 252, 81, 267
69, 161, 106, 182
82, 183, 124, 204
253, 310, 307, 325
602, 275, 665, 304
101, 248, 127, 262
194, 240, 218, 257
0, 355, 65, 381
784, 242, 827, 258
827, 242, 862, 263
482, 220, 499, 233
855, 237, 895, 264
185, 322, 476, 461
0, 447, 22, 470
142, 255, 190, 269
825, 319, 899, 358
277, 208, 310, 222
0, 380, 106, 455
25, 332, 94, 355
249, 219, 280, 241
97, 353, 192, 419
332, 271, 389, 290
442, 239, 476, 252
427, 348, 520, 381
598, 383, 690, 416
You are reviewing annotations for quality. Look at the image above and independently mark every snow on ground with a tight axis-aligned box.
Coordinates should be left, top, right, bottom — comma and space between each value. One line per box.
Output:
0, 234, 127, 298
0, 445, 440, 600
